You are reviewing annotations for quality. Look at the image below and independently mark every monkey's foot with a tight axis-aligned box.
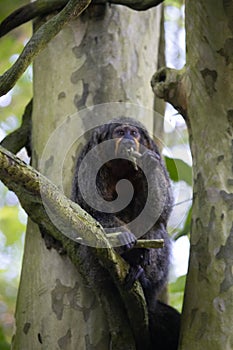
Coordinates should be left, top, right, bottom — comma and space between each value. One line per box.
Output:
125, 265, 144, 289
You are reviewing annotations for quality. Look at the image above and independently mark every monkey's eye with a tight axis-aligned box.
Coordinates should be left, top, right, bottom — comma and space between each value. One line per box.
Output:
131, 130, 139, 137
116, 129, 125, 136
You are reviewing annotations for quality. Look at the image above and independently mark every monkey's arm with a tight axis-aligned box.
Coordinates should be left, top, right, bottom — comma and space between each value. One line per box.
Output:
133, 149, 173, 224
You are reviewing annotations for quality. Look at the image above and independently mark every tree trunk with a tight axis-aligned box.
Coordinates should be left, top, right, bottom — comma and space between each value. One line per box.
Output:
12, 4, 162, 349
151, 1, 233, 348
167, 0, 233, 350
180, 1, 233, 349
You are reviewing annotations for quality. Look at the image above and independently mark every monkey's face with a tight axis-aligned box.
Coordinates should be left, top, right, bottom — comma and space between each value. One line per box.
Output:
112, 124, 141, 157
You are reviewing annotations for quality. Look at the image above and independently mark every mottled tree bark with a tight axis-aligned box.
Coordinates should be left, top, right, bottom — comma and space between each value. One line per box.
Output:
152, 1, 233, 349
12, 3, 162, 350
181, 2, 233, 348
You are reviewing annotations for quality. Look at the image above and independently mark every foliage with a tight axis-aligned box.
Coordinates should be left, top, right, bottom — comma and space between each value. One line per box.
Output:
165, 156, 192, 187
169, 275, 186, 312
0, 1, 32, 129
0, 326, 10, 350
175, 206, 191, 240
0, 185, 27, 341
165, 0, 184, 9
0, 1, 31, 342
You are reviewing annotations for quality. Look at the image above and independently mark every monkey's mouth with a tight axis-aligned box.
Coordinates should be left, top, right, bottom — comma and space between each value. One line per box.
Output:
115, 139, 139, 158
118, 145, 135, 157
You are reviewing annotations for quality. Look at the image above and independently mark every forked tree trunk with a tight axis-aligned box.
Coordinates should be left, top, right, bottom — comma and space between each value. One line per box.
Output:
151, 1, 233, 349
12, 4, 162, 349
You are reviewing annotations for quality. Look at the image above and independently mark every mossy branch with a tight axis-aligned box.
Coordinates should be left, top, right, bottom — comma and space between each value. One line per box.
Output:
151, 66, 189, 119
0, 144, 122, 258
0, 145, 151, 349
0, 0, 91, 97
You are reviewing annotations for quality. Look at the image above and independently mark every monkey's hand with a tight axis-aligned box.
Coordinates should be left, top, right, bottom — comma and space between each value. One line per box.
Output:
115, 231, 137, 254
141, 149, 161, 169
104, 217, 137, 252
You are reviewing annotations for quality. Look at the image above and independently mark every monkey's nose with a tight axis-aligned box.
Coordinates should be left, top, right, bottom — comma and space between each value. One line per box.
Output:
116, 138, 137, 157
121, 138, 135, 149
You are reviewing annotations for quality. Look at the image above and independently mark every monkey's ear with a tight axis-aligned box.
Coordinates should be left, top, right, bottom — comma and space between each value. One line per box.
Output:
139, 129, 158, 152
91, 129, 102, 145
86, 123, 111, 149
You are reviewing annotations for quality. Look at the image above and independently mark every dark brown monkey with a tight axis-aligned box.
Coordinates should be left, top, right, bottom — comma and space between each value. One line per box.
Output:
72, 117, 172, 302
71, 117, 180, 349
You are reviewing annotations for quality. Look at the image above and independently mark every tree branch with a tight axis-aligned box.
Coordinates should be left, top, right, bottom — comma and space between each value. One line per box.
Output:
0, 99, 32, 155
0, 0, 91, 97
151, 66, 189, 119
0, 145, 119, 255
0, 0, 164, 39
110, 0, 163, 10
0, 145, 151, 349
0, 0, 67, 38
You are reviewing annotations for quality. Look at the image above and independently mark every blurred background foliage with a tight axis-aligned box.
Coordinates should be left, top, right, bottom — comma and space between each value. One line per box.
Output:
0, 1, 32, 346
0, 0, 189, 345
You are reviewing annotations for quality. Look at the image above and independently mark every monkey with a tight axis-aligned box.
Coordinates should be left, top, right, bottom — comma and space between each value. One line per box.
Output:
71, 117, 180, 349
72, 117, 172, 302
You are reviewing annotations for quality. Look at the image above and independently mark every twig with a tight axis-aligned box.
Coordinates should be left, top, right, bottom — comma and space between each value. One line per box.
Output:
0, 99, 32, 155
0, 0, 92, 97
102, 233, 164, 249
135, 239, 164, 249
127, 147, 142, 170
128, 148, 142, 159
173, 198, 193, 207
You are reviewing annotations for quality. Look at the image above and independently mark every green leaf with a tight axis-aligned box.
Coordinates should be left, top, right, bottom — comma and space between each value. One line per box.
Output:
175, 206, 192, 239
0, 326, 10, 350
165, 156, 192, 186
169, 275, 186, 294
0, 206, 26, 245
169, 275, 186, 312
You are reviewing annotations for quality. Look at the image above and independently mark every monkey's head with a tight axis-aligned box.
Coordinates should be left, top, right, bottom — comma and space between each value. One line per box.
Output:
111, 123, 141, 157
88, 117, 160, 159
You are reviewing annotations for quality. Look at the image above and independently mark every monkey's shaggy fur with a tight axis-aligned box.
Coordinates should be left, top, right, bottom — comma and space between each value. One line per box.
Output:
72, 117, 180, 349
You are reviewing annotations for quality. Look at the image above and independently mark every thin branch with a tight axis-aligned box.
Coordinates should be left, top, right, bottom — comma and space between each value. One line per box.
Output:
0, 0, 164, 39
106, 234, 164, 249
0, 99, 32, 155
151, 66, 188, 119
0, 145, 151, 349
0, 0, 67, 38
0, 0, 91, 97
